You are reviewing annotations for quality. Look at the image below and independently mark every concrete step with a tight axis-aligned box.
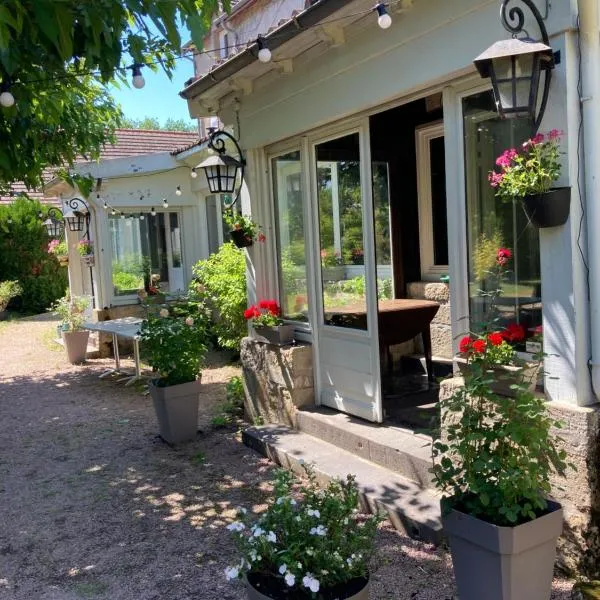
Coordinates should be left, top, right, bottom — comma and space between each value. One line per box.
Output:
296, 407, 435, 489
243, 424, 443, 544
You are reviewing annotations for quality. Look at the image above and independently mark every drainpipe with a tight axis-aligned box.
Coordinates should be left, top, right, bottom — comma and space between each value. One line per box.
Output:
579, 0, 600, 401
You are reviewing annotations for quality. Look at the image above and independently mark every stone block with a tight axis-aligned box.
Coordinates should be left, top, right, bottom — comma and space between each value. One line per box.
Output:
431, 302, 451, 326
407, 281, 450, 303
430, 324, 453, 359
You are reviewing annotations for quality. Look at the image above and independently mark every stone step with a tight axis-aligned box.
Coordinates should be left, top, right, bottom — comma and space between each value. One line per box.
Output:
243, 424, 443, 544
296, 407, 435, 489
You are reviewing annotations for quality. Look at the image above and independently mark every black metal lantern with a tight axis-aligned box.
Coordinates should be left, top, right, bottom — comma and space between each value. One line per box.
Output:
63, 197, 89, 232
43, 207, 64, 238
473, 0, 556, 132
196, 129, 246, 205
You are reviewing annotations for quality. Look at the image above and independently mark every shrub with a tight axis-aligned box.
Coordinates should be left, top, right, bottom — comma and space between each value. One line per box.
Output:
212, 375, 245, 428
192, 242, 247, 351
0, 280, 23, 311
0, 198, 68, 313
49, 294, 90, 331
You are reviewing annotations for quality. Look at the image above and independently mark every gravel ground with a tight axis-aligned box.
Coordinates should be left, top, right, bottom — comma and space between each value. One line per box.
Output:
0, 316, 574, 600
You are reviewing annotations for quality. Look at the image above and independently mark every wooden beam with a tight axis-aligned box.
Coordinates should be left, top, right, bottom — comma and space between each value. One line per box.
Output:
316, 23, 346, 47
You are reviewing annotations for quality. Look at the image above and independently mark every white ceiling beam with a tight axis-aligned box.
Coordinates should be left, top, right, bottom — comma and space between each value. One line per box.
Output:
316, 23, 346, 47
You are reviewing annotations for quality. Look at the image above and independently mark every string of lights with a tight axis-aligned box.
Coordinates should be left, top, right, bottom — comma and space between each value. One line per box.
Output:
0, 1, 397, 106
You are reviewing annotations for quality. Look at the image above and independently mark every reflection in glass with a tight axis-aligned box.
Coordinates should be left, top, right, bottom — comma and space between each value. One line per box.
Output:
316, 133, 368, 330
462, 90, 541, 346
273, 151, 308, 321
372, 161, 394, 299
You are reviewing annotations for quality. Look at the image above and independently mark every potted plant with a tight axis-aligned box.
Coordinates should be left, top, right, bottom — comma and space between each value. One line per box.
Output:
244, 300, 294, 346
139, 301, 208, 444
224, 466, 381, 600
0, 280, 22, 319
320, 248, 345, 282
488, 129, 570, 227
432, 248, 568, 600
50, 294, 91, 364
224, 209, 266, 248
78, 239, 95, 267
47, 239, 69, 266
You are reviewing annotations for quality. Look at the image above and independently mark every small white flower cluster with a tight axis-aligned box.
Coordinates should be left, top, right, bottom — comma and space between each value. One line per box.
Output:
185, 316, 194, 326
309, 524, 327, 536
302, 572, 320, 593
346, 552, 363, 567
276, 496, 297, 506
226, 521, 245, 532
306, 508, 320, 518
278, 564, 295, 587
159, 308, 169, 318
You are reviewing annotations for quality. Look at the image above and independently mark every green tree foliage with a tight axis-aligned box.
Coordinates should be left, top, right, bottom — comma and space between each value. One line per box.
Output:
0, 198, 68, 313
192, 243, 247, 351
120, 116, 198, 132
0, 0, 223, 191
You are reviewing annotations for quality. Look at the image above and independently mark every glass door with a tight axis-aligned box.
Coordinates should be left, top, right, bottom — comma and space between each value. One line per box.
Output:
311, 126, 382, 422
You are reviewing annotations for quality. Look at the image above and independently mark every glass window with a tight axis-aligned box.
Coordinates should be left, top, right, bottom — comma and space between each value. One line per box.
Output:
372, 161, 394, 299
316, 133, 367, 330
273, 151, 308, 321
462, 90, 541, 345
110, 211, 183, 298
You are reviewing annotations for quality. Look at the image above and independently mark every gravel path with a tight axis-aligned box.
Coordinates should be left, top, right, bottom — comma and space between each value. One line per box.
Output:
0, 316, 574, 599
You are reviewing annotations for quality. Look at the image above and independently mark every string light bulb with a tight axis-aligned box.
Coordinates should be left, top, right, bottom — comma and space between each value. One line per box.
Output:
131, 64, 145, 89
257, 37, 272, 63
150, 207, 156, 216
0, 81, 15, 108
162, 198, 169, 208
139, 214, 145, 220
175, 185, 182, 196
111, 208, 116, 216
190, 167, 197, 179
103, 201, 108, 210
375, 3, 392, 29
120, 213, 125, 219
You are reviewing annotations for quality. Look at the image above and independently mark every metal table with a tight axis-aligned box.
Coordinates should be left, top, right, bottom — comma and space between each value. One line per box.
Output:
83, 317, 144, 386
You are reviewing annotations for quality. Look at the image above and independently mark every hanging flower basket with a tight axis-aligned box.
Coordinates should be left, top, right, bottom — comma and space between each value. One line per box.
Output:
229, 228, 253, 248
521, 187, 571, 228
81, 254, 95, 267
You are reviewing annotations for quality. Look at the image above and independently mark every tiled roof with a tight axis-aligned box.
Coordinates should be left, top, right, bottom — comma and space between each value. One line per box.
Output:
0, 128, 200, 205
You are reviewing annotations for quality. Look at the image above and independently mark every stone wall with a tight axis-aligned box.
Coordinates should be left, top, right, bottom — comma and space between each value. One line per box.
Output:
439, 377, 600, 578
240, 337, 314, 427
92, 304, 145, 357
407, 281, 452, 359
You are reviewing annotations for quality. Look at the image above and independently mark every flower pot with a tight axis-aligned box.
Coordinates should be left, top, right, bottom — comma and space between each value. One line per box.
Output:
62, 330, 90, 364
443, 501, 563, 600
81, 254, 95, 267
149, 379, 201, 444
246, 574, 370, 600
455, 357, 538, 397
57, 254, 69, 267
230, 229, 253, 248
322, 265, 345, 282
252, 324, 295, 346
521, 187, 571, 228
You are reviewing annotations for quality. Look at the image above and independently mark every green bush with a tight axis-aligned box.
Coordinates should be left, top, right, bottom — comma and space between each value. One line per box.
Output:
0, 198, 68, 313
113, 271, 143, 294
192, 242, 247, 351
0, 280, 23, 311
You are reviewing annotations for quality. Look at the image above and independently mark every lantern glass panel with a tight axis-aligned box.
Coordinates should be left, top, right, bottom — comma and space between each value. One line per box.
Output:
66, 213, 85, 232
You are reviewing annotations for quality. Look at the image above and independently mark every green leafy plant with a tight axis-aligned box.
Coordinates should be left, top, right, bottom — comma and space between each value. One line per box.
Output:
224, 466, 382, 597
488, 130, 562, 202
0, 280, 22, 311
212, 376, 245, 428
49, 294, 90, 331
77, 240, 94, 256
432, 247, 568, 526
243, 300, 283, 328
47, 239, 68, 256
223, 209, 265, 243
192, 242, 247, 351
139, 304, 208, 387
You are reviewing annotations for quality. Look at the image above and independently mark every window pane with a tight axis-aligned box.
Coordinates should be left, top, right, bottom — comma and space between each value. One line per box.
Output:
430, 136, 448, 265
273, 151, 308, 321
372, 162, 394, 299
110, 215, 145, 296
316, 133, 367, 330
462, 91, 541, 345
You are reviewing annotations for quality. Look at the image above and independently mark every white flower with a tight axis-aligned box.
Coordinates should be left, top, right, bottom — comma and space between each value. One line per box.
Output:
307, 508, 320, 518
266, 531, 277, 543
159, 308, 169, 318
249, 550, 258, 562
238, 507, 248, 515
276, 497, 286, 505
278, 564, 287, 575
309, 525, 327, 536
290, 499, 297, 505
343, 518, 349, 525
295, 516, 302, 522
297, 562, 302, 570
302, 573, 320, 593
284, 572, 295, 587
252, 527, 264, 538
226, 521, 245, 532
185, 316, 194, 326
306, 547, 314, 556
224, 566, 239, 581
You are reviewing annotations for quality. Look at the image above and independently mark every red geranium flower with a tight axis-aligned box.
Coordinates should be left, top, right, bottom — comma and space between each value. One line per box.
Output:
257, 232, 266, 243
471, 339, 486, 354
258, 300, 270, 309
487, 332, 504, 347
459, 336, 472, 354
502, 322, 526, 343
496, 248, 512, 266
244, 306, 257, 320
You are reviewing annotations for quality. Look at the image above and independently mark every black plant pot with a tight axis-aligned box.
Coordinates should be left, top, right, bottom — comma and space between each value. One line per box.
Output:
521, 187, 571, 228
230, 229, 253, 248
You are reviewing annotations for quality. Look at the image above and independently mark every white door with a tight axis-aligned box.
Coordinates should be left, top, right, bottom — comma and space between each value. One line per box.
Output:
310, 123, 382, 422
166, 213, 185, 292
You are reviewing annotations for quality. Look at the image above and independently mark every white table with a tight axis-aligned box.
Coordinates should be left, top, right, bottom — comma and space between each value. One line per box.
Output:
84, 317, 144, 386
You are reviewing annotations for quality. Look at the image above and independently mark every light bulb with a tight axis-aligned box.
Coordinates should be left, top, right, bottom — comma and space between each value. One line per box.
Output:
163, 198, 168, 208
140, 214, 145, 220
0, 91, 15, 108
191, 168, 197, 178
258, 47, 272, 63
120, 213, 125, 219
111, 209, 116, 216
375, 3, 392, 29
151, 207, 156, 216
175, 185, 182, 196
131, 64, 145, 89
103, 201, 108, 210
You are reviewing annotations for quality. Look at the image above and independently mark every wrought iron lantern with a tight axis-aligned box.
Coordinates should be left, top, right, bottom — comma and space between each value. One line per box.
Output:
42, 207, 64, 238
63, 197, 89, 232
473, 0, 556, 132
197, 129, 245, 205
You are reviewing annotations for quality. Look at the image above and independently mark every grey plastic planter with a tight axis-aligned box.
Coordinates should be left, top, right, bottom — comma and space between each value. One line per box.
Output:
443, 501, 563, 600
149, 379, 201, 444
62, 330, 90, 364
246, 576, 369, 599
253, 324, 295, 346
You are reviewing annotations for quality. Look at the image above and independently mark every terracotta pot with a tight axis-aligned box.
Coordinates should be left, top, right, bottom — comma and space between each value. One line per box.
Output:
149, 379, 201, 444
252, 324, 295, 346
62, 330, 90, 364
246, 575, 370, 600
443, 501, 563, 600
521, 187, 570, 228
81, 254, 95, 267
455, 357, 538, 397
230, 229, 253, 248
